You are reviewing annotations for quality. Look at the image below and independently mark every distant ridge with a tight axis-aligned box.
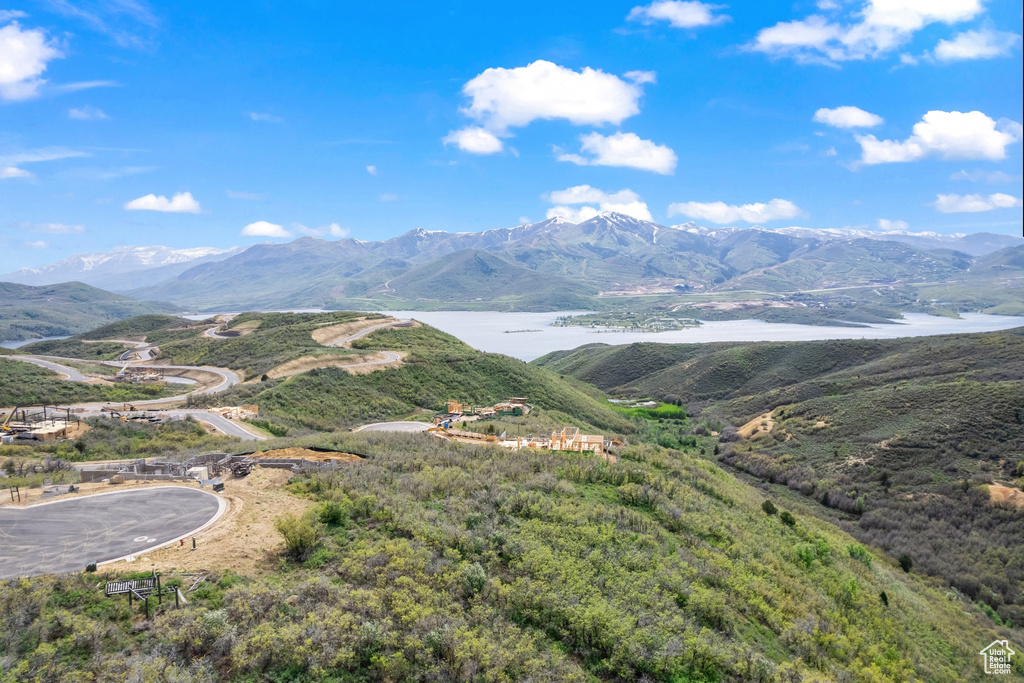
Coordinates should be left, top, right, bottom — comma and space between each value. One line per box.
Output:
1, 245, 242, 291
110, 212, 1024, 311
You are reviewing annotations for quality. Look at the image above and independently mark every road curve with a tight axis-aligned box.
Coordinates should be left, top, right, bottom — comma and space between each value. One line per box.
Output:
10, 356, 89, 382
327, 320, 411, 347
4, 355, 262, 440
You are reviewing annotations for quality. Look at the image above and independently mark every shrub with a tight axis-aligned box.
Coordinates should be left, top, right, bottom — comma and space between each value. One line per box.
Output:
848, 544, 872, 567
879, 591, 889, 607
317, 500, 349, 527
898, 554, 913, 573
780, 511, 796, 527
274, 510, 325, 561
761, 500, 777, 516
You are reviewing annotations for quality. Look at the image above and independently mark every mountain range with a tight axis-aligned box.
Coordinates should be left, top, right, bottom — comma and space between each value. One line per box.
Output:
3, 214, 1023, 312
0, 245, 242, 291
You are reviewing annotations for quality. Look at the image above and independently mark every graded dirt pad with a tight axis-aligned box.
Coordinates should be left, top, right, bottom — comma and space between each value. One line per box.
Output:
989, 483, 1024, 509
119, 468, 313, 576
253, 447, 365, 463
312, 316, 392, 346
739, 413, 776, 438
266, 351, 405, 378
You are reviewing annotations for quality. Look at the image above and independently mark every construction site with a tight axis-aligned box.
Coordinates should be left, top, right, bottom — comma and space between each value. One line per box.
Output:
1, 405, 86, 443
427, 397, 618, 461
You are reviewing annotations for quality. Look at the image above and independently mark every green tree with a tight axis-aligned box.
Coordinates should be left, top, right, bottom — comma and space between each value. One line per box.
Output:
274, 510, 325, 561
761, 499, 777, 516
899, 554, 914, 573
780, 510, 796, 527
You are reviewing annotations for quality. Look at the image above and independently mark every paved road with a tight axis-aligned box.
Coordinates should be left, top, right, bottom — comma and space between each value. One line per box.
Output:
5, 355, 263, 440
0, 487, 223, 579
168, 410, 264, 440
11, 356, 89, 382
354, 421, 430, 433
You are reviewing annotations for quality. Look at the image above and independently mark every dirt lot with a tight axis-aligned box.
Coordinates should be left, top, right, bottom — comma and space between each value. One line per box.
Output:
739, 412, 776, 438
989, 483, 1024, 509
253, 447, 364, 463
122, 469, 311, 576
266, 352, 389, 378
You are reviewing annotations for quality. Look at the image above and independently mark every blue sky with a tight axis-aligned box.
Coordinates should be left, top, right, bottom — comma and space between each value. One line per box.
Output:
1, 0, 1022, 268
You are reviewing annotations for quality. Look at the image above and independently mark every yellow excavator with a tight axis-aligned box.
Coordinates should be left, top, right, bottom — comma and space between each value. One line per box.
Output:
1, 406, 18, 434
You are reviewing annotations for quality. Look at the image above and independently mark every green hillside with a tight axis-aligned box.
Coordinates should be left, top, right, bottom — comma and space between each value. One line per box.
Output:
382, 249, 595, 309
197, 323, 634, 432
535, 329, 1024, 626
3, 431, 1017, 680
0, 281, 181, 343
3, 315, 1022, 680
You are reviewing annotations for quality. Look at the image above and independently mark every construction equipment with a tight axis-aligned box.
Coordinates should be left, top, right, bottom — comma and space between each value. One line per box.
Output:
1, 406, 18, 433
230, 460, 254, 477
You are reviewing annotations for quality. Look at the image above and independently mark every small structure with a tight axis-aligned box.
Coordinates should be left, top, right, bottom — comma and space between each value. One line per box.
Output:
210, 405, 259, 421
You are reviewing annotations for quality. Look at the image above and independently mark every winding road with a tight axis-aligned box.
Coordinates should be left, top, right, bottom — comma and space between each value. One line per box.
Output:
6, 355, 262, 440
5, 318, 411, 442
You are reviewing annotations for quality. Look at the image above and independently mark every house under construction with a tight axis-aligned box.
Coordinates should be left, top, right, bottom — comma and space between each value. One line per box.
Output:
1, 406, 80, 442
428, 424, 614, 461
435, 397, 531, 425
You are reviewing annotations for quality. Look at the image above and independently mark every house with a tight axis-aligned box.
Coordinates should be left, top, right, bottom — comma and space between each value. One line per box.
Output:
980, 640, 1015, 675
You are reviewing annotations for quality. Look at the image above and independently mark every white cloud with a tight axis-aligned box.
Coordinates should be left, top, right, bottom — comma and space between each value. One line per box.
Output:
380, 193, 399, 202
557, 131, 677, 174
26, 222, 85, 234
1, 166, 32, 179
0, 21, 62, 101
68, 105, 109, 119
248, 112, 282, 122
877, 218, 909, 231
950, 169, 1017, 183
856, 110, 1022, 165
667, 198, 803, 223
240, 221, 291, 238
365, 165, 377, 175
458, 60, 649, 133
124, 191, 201, 213
0, 11, 29, 21
933, 28, 1021, 62
627, 1, 730, 29
544, 185, 652, 222
51, 79, 119, 94
442, 126, 504, 154
933, 193, 1023, 213
24, 240, 49, 249
296, 222, 350, 238
813, 106, 883, 128
751, 0, 985, 64
226, 190, 265, 200
0, 146, 88, 165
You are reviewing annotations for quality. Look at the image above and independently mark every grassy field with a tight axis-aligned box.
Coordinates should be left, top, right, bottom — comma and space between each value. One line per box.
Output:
536, 328, 1024, 627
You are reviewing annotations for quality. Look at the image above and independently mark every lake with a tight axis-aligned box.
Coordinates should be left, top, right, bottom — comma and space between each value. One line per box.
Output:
378, 311, 1024, 361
